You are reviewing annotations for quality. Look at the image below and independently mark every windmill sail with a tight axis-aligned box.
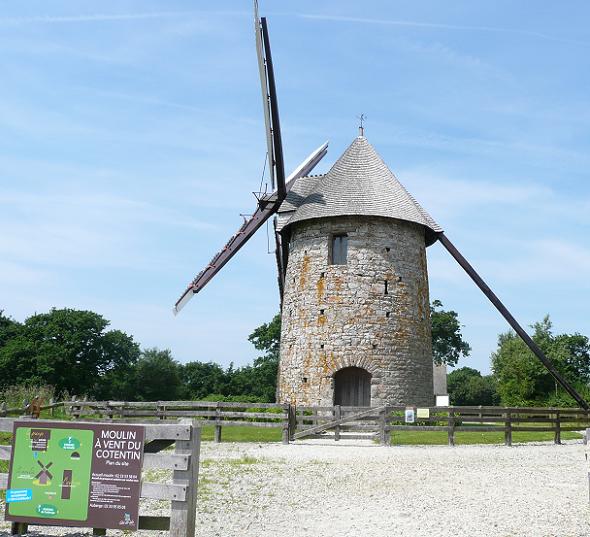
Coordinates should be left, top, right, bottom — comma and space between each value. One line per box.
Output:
174, 142, 328, 314
254, 0, 285, 197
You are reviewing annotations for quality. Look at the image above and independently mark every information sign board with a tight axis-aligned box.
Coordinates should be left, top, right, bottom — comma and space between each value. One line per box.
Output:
5, 421, 145, 530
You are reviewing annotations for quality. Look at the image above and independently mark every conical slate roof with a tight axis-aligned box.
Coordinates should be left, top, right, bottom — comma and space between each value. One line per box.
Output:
280, 135, 442, 246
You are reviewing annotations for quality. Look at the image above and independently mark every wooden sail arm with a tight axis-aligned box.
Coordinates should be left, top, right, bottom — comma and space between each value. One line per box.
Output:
173, 142, 328, 314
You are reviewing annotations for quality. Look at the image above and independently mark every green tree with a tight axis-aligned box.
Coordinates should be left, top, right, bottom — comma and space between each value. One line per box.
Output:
248, 314, 281, 359
182, 361, 228, 400
134, 348, 182, 401
0, 308, 139, 396
447, 367, 499, 406
491, 316, 590, 406
431, 300, 471, 366
0, 310, 20, 347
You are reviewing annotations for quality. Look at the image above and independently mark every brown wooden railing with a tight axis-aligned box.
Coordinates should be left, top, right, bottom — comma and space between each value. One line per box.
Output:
62, 399, 293, 444
294, 405, 590, 445
4, 398, 588, 446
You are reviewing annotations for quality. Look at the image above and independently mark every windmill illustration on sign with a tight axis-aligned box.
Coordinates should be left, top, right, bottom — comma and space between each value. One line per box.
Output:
174, 2, 588, 409
35, 461, 53, 486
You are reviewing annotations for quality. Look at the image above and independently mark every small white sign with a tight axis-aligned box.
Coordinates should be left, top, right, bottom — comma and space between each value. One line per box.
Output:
436, 395, 450, 407
405, 408, 415, 423
417, 408, 430, 419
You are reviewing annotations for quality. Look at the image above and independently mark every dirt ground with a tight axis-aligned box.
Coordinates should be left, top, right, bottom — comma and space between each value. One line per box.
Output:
2, 438, 589, 537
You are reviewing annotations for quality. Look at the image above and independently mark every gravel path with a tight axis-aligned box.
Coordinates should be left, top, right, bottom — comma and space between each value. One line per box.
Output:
2, 439, 589, 537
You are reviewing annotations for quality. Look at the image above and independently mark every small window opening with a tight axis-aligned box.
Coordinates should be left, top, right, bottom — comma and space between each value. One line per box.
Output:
372, 343, 378, 349
385, 247, 391, 253
320, 272, 325, 278
330, 234, 348, 265
303, 377, 308, 383
320, 309, 325, 315
320, 344, 325, 349
384, 280, 389, 295
397, 276, 402, 282
386, 312, 391, 318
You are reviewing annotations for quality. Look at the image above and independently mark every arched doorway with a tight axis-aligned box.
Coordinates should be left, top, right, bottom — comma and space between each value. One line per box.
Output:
333, 367, 371, 406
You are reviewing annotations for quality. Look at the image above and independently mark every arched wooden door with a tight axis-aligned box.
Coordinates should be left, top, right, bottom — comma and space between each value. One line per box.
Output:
333, 367, 371, 406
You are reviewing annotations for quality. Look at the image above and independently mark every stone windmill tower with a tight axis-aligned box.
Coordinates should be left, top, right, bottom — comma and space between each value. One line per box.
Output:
174, 3, 589, 410
275, 131, 441, 407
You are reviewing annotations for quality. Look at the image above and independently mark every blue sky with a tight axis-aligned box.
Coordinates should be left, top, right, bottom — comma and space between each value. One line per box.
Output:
1, 1, 589, 374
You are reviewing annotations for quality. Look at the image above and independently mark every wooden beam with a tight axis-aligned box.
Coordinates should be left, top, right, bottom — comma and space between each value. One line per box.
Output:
141, 482, 187, 502
143, 453, 190, 471
169, 420, 201, 537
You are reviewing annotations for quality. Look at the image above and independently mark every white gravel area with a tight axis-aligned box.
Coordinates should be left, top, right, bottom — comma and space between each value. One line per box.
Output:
2, 439, 590, 537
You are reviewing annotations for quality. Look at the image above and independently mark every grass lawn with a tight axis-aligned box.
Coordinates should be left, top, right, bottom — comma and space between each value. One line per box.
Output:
195, 425, 583, 445
391, 429, 582, 445
200, 425, 283, 443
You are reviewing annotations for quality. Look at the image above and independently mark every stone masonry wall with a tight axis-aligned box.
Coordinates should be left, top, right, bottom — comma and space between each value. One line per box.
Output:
278, 215, 434, 407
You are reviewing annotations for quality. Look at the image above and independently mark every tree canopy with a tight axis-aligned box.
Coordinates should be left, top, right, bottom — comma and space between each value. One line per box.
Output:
0, 308, 140, 397
447, 367, 499, 406
491, 316, 590, 406
431, 300, 471, 366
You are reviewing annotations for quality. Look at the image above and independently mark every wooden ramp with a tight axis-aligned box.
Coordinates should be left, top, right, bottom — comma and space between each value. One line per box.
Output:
293, 405, 386, 440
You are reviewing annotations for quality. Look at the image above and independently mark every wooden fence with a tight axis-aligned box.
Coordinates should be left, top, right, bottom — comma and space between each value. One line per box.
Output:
0, 417, 200, 537
3, 398, 589, 446
62, 399, 294, 444
294, 405, 590, 445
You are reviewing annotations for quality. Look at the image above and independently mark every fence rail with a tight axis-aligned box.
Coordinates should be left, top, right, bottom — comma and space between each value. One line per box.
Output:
293, 404, 590, 445
2, 398, 588, 446
62, 399, 293, 444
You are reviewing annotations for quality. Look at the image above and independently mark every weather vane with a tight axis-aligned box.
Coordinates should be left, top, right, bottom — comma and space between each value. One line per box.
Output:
357, 114, 366, 136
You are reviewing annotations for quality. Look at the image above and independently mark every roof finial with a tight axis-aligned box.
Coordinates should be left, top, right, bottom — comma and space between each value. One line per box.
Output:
357, 113, 366, 137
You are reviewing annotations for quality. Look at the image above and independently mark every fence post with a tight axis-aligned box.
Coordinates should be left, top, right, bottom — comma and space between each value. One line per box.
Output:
447, 408, 455, 446
282, 403, 290, 444
170, 420, 201, 537
214, 403, 222, 443
554, 410, 561, 445
504, 410, 512, 446
11, 522, 28, 535
289, 404, 296, 441
380, 407, 390, 446
334, 405, 341, 441
0, 402, 6, 417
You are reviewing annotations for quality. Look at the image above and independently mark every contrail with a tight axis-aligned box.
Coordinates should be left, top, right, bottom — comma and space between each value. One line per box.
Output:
299, 14, 590, 47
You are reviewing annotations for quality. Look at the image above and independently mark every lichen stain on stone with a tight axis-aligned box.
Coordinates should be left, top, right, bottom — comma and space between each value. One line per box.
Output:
300, 255, 310, 288
319, 351, 336, 375
317, 314, 326, 327
316, 276, 325, 302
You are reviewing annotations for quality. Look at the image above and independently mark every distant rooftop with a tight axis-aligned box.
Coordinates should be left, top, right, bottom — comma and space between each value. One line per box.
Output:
277, 135, 442, 246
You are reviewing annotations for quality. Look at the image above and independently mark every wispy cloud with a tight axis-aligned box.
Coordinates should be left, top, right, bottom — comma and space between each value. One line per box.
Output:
401, 169, 552, 220
298, 14, 590, 47
0, 191, 215, 270
0, 11, 236, 26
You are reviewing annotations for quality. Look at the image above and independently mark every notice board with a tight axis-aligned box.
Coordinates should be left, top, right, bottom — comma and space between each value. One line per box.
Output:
5, 421, 145, 530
